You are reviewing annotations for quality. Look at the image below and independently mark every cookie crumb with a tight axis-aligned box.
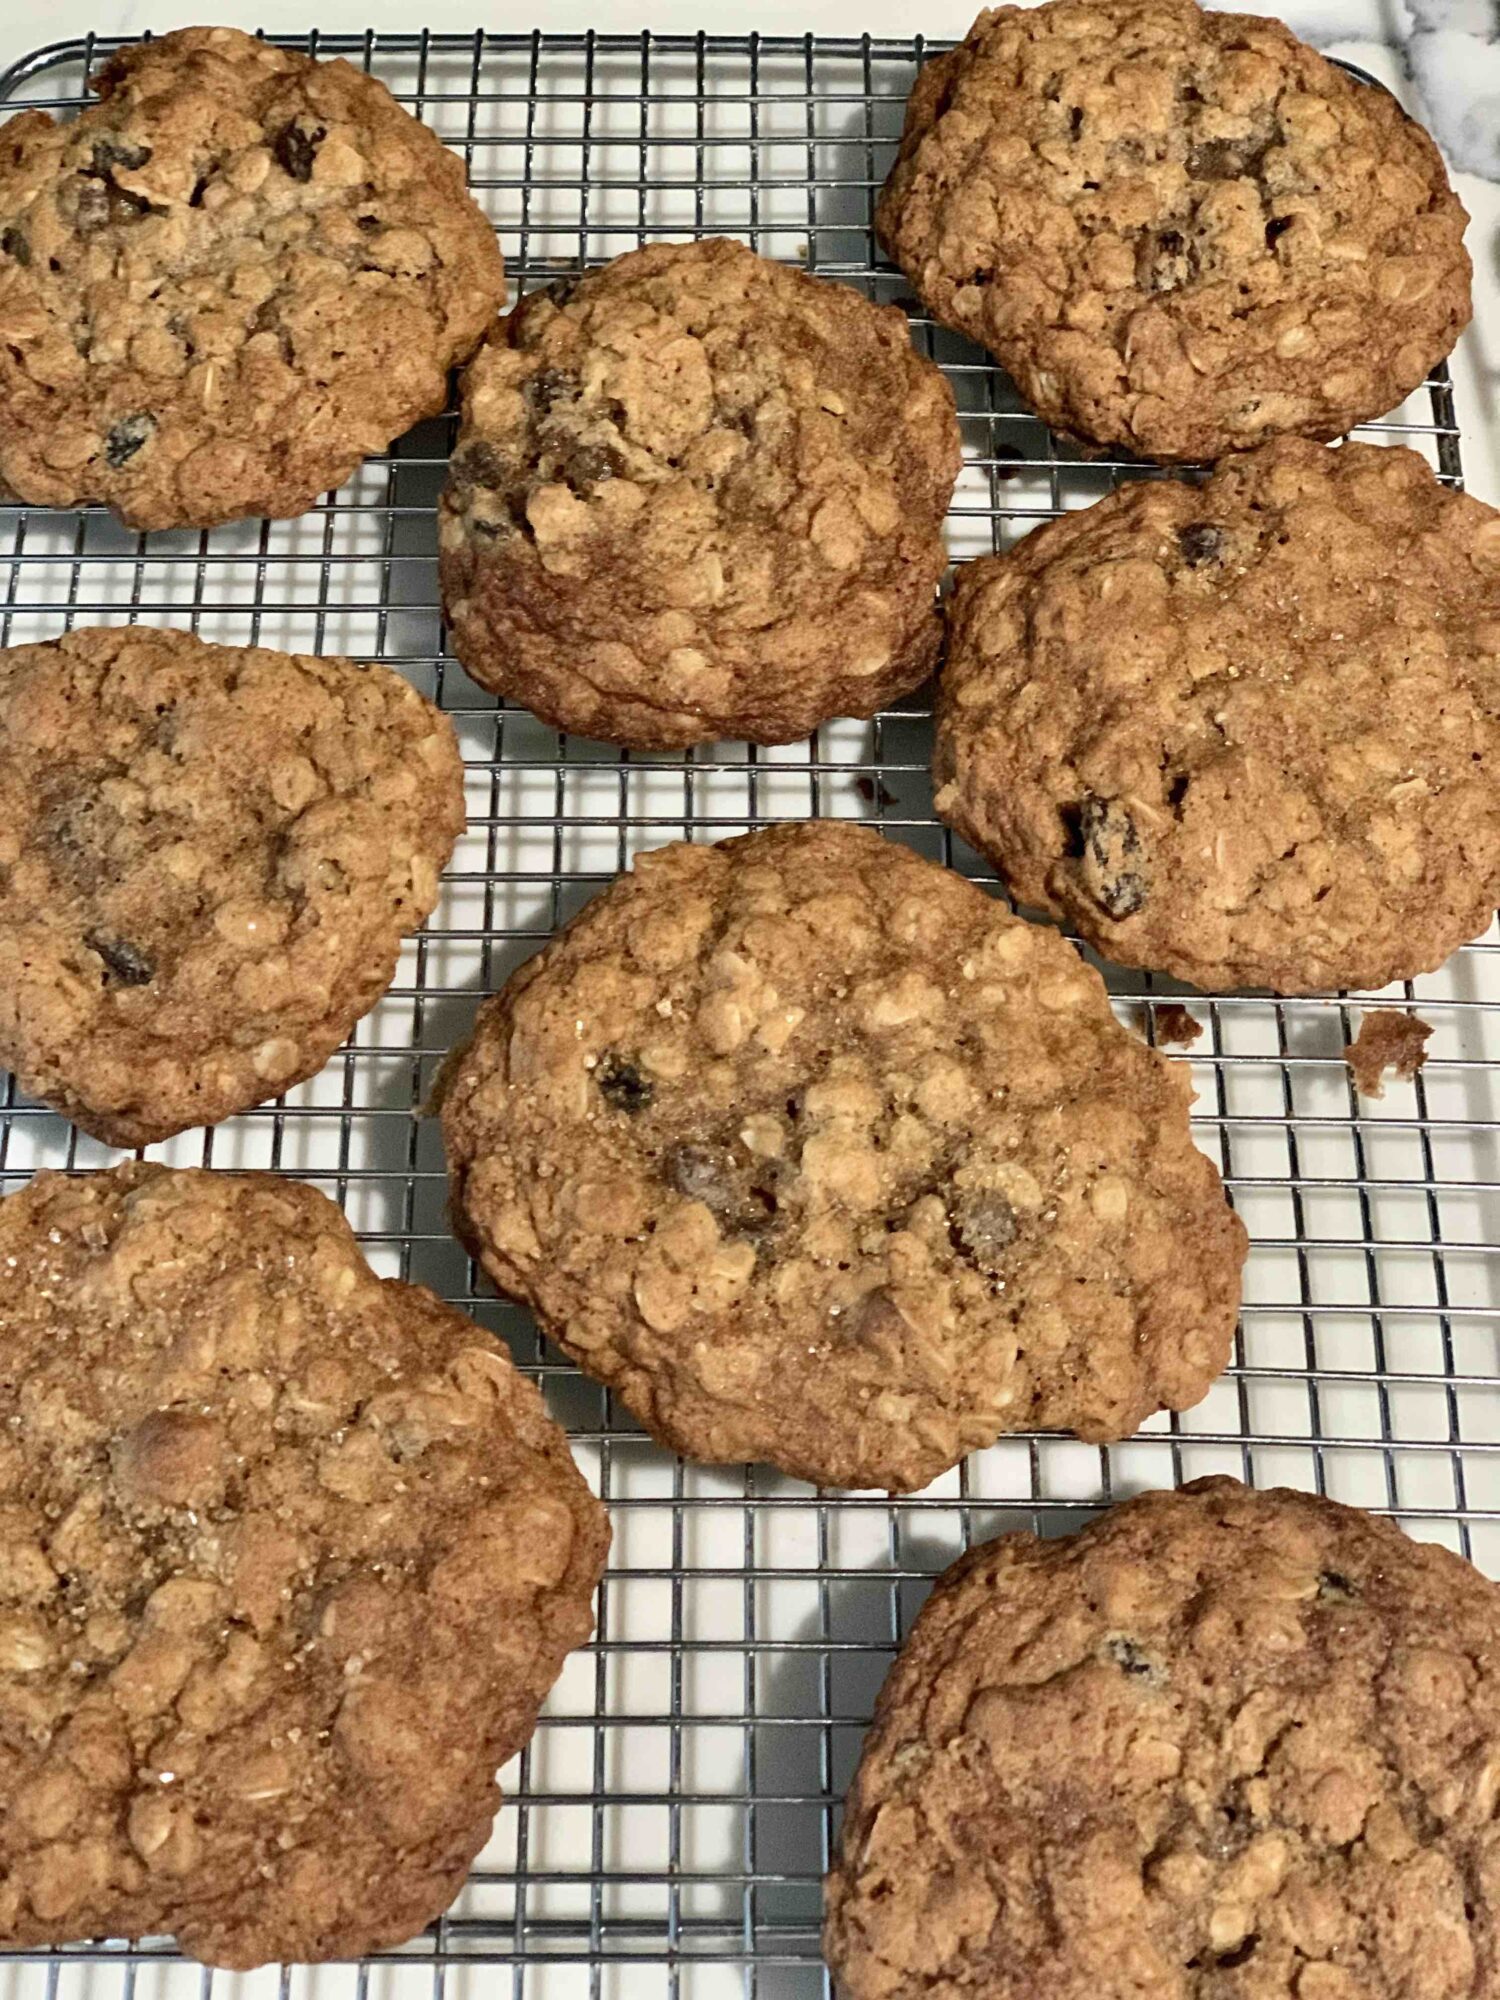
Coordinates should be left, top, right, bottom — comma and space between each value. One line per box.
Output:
1344, 1012, 1433, 1097
1151, 1002, 1203, 1048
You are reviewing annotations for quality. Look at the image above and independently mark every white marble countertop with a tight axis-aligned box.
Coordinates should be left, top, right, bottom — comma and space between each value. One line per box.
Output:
2, 0, 1496, 502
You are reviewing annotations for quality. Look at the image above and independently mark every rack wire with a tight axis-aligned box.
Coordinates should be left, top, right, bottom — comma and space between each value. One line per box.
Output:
0, 25, 1495, 2000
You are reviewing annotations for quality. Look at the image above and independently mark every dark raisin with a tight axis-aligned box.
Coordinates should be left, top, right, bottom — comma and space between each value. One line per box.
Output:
104, 412, 156, 469
669, 1143, 739, 1211
77, 178, 156, 228
1265, 214, 1293, 249
1068, 107, 1083, 138
455, 441, 513, 493
1136, 228, 1194, 294
1187, 137, 1236, 179
73, 180, 110, 233
39, 794, 115, 888
76, 140, 158, 224
108, 182, 157, 224
1188, 135, 1269, 181
841, 1289, 916, 1349
597, 1054, 653, 1114
557, 440, 619, 491
89, 137, 151, 174
0, 225, 29, 266
542, 274, 582, 307
526, 367, 577, 417
272, 120, 325, 183
1077, 795, 1148, 920
668, 1141, 779, 1232
356, 212, 380, 232
1177, 522, 1224, 567
85, 932, 153, 987
1104, 1636, 1161, 1682
1318, 1570, 1358, 1601
949, 1190, 1018, 1272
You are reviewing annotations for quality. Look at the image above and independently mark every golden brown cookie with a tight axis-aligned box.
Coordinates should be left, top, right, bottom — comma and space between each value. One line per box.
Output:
825, 1477, 1500, 2000
0, 1163, 609, 1968
438, 239, 960, 748
0, 28, 504, 529
0, 626, 464, 1145
934, 440, 1500, 994
876, 0, 1472, 461
441, 821, 1245, 1492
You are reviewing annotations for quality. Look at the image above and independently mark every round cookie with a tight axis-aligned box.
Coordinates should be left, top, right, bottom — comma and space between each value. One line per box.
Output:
876, 0, 1472, 462
0, 1163, 609, 1968
438, 238, 961, 748
0, 625, 465, 1146
934, 438, 1500, 994
0, 28, 504, 530
825, 1477, 1500, 2000
440, 820, 1245, 1492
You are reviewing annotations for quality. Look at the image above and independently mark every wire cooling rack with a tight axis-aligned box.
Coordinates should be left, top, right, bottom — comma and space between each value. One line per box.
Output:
0, 25, 1496, 2000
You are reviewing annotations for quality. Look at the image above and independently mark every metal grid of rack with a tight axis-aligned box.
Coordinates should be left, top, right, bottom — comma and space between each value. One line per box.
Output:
0, 27, 1495, 2000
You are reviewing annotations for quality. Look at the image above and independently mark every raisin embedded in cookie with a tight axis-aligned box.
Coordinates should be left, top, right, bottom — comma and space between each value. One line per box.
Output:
935, 439, 1500, 994
0, 1163, 608, 1969
825, 1477, 1500, 2000
439, 238, 961, 748
0, 625, 465, 1146
440, 821, 1245, 1492
0, 28, 504, 529
877, 0, 1472, 461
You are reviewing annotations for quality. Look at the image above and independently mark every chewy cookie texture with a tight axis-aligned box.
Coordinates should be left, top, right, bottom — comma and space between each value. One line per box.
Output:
877, 0, 1471, 460
0, 1165, 609, 1968
825, 1477, 1500, 2000
0, 27, 504, 529
935, 439, 1500, 995
0, 626, 464, 1146
440, 238, 960, 748
441, 820, 1245, 1493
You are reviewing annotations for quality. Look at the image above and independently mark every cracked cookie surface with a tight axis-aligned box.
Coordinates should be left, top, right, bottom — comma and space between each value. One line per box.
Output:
825, 1477, 1500, 2000
0, 625, 464, 1146
876, 0, 1471, 461
0, 27, 504, 529
0, 1163, 608, 1968
440, 820, 1244, 1492
934, 439, 1500, 994
438, 238, 960, 748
